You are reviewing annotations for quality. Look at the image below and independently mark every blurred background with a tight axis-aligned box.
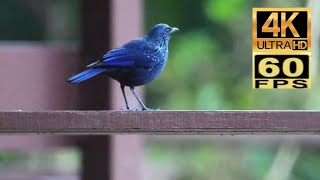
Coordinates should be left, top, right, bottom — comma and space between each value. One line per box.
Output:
0, 0, 320, 179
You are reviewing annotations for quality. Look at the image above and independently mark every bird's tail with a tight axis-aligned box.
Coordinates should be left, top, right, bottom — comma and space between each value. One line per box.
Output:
67, 68, 106, 84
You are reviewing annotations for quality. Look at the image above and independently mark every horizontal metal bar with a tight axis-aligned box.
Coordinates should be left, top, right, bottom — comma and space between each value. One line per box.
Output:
0, 111, 319, 135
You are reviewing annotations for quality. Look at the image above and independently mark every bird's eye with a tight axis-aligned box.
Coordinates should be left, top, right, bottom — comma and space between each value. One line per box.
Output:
165, 27, 171, 33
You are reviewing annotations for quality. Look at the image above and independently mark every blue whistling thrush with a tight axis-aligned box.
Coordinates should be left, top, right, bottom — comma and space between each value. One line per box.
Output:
67, 24, 179, 110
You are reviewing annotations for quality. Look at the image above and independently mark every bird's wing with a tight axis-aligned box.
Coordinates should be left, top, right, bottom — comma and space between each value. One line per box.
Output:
90, 39, 160, 69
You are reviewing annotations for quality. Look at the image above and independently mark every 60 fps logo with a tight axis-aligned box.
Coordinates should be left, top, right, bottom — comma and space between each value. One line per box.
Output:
252, 8, 311, 89
254, 54, 310, 88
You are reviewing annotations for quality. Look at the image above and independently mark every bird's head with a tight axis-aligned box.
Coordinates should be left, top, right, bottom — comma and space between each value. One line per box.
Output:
146, 24, 179, 47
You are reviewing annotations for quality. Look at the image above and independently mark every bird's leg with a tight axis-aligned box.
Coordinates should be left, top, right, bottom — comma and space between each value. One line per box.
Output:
121, 84, 130, 110
130, 87, 150, 110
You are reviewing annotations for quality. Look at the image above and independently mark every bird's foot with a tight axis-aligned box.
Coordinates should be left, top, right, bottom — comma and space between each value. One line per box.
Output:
142, 107, 160, 111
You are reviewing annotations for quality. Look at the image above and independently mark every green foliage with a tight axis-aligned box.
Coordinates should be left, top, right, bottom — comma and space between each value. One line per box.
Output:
151, 30, 226, 109
0, 152, 26, 164
205, 0, 249, 22
293, 149, 320, 180
146, 0, 314, 110
146, 141, 320, 180
244, 145, 276, 178
146, 142, 281, 180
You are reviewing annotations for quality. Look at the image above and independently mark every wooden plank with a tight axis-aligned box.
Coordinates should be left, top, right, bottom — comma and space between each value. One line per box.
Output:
0, 111, 320, 134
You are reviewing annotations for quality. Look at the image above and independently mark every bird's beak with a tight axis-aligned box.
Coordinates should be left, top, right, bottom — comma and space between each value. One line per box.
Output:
170, 27, 179, 34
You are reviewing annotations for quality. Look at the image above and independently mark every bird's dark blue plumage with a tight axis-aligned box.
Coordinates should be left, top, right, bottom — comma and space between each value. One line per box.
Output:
67, 23, 179, 110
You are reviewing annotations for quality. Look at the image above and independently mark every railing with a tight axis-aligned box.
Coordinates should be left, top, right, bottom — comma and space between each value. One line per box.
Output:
1, 111, 319, 135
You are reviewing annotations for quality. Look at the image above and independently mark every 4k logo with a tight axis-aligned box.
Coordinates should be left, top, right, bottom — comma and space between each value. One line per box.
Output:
259, 12, 306, 38
252, 8, 311, 89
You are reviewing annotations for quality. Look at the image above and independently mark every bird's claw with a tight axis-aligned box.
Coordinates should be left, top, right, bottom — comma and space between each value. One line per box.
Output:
120, 108, 140, 111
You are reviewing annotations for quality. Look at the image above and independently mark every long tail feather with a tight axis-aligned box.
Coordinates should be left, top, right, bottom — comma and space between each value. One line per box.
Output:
67, 68, 106, 84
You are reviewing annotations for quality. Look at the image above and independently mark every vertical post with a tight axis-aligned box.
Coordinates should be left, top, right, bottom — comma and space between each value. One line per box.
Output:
79, 0, 144, 180
79, 0, 112, 110
79, 136, 111, 180
79, 0, 112, 180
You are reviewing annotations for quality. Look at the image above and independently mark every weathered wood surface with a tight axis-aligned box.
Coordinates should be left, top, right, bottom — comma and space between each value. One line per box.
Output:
0, 111, 319, 134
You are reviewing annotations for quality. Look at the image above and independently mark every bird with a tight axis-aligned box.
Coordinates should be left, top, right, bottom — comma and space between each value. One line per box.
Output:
67, 23, 179, 110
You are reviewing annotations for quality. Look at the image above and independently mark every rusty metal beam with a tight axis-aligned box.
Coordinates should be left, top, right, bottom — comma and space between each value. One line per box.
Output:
0, 111, 320, 135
